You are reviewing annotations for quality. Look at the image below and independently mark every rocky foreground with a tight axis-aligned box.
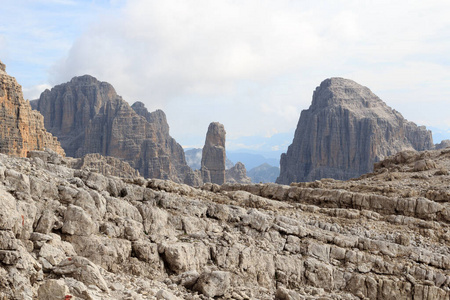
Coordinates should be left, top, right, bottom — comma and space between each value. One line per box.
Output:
0, 147, 449, 299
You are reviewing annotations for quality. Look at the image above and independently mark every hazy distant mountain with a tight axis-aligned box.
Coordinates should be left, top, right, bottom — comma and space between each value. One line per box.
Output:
227, 131, 293, 159
226, 152, 279, 170
247, 163, 280, 183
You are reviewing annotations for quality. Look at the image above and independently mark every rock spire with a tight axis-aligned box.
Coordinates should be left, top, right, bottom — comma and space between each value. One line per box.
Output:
201, 122, 226, 184
277, 77, 434, 184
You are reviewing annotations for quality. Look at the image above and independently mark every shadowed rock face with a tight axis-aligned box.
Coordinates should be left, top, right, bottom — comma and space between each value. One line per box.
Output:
31, 75, 189, 182
201, 122, 226, 185
0, 59, 64, 157
277, 78, 434, 184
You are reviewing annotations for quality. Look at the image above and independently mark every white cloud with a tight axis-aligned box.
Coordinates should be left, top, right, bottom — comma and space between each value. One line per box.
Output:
52, 1, 325, 100
23, 84, 52, 100
7, 0, 449, 148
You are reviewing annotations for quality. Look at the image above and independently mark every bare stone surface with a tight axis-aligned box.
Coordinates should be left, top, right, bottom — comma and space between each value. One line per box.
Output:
201, 122, 226, 185
0, 60, 64, 157
0, 146, 449, 299
277, 78, 434, 184
37, 279, 70, 300
70, 153, 140, 178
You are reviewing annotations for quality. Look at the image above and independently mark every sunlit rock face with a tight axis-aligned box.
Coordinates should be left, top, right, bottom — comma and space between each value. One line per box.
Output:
277, 77, 433, 184
0, 59, 64, 157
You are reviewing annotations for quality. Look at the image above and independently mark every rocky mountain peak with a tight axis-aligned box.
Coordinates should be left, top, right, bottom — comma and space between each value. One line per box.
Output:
277, 78, 434, 184
32, 76, 190, 182
312, 77, 398, 121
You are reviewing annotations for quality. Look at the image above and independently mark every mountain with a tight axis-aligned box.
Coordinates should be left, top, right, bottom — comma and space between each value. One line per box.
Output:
247, 163, 280, 183
277, 77, 434, 184
0, 59, 64, 157
30, 75, 190, 183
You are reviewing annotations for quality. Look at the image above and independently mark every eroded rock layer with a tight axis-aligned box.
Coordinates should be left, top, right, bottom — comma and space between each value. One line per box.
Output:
277, 78, 433, 184
31, 75, 189, 182
0, 60, 64, 157
0, 144, 449, 299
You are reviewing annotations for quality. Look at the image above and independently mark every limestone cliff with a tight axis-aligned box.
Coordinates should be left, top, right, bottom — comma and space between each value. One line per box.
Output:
201, 122, 226, 184
277, 78, 434, 184
0, 60, 64, 157
32, 75, 190, 182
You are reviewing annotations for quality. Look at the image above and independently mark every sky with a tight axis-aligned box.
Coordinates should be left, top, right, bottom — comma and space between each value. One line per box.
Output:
1, 0, 450, 154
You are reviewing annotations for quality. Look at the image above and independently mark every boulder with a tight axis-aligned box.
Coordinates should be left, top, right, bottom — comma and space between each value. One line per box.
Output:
193, 271, 231, 297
